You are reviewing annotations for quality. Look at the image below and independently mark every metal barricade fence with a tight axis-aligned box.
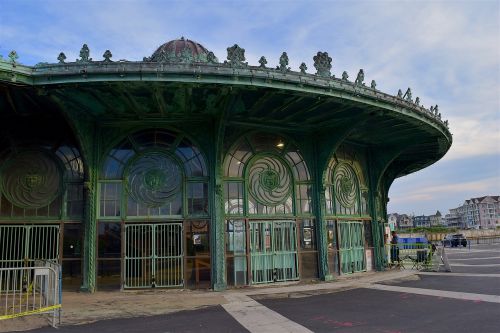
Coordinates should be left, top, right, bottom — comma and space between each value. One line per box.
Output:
0, 261, 61, 327
385, 243, 434, 270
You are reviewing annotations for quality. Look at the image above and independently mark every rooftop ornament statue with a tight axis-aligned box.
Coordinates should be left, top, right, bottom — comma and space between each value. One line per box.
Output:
434, 105, 439, 116
77, 44, 92, 63
354, 69, 365, 86
313, 51, 332, 77
397, 89, 403, 99
277, 52, 290, 72
403, 87, 413, 102
430, 105, 435, 113
8, 50, 18, 65
341, 71, 349, 81
57, 52, 66, 64
103, 50, 113, 62
299, 62, 307, 74
225, 44, 247, 68
370, 80, 377, 90
206, 51, 218, 64
415, 97, 420, 106
258, 56, 267, 68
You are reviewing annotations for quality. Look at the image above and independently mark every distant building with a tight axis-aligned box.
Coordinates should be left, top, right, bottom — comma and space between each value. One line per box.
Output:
429, 210, 444, 226
447, 196, 500, 229
397, 214, 413, 229
413, 215, 431, 227
387, 213, 398, 231
445, 208, 463, 228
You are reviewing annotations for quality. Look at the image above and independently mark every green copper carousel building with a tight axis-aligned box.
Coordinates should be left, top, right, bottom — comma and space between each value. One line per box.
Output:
0, 38, 451, 292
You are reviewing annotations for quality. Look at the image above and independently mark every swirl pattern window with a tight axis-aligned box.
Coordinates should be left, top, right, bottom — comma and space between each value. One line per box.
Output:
0, 144, 83, 219
100, 129, 208, 218
223, 132, 312, 216
324, 150, 369, 216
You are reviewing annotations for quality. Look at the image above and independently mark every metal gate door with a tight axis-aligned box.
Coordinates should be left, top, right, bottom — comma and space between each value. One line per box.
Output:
338, 221, 366, 274
250, 221, 298, 284
0, 225, 60, 268
124, 223, 183, 289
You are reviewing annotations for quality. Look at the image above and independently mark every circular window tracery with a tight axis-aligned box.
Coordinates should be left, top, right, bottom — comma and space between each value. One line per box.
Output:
247, 156, 291, 206
125, 151, 182, 208
334, 163, 358, 208
0, 151, 62, 209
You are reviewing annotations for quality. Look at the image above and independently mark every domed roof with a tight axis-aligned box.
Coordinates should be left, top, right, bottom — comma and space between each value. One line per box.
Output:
146, 37, 218, 63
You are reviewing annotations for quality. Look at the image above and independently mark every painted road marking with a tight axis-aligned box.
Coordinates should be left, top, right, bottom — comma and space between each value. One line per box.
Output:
223, 293, 313, 333
448, 256, 500, 261
367, 284, 500, 303
419, 272, 500, 277
448, 263, 500, 267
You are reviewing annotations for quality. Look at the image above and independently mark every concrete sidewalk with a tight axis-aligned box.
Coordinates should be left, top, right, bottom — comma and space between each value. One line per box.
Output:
1, 270, 416, 332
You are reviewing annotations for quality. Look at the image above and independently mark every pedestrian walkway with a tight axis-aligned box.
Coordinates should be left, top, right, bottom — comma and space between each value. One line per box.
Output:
223, 293, 313, 333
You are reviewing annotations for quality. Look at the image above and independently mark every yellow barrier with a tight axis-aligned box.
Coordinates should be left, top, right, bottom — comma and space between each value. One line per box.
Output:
0, 304, 61, 320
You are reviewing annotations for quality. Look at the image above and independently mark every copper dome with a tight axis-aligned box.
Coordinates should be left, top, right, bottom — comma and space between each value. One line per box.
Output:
147, 37, 218, 63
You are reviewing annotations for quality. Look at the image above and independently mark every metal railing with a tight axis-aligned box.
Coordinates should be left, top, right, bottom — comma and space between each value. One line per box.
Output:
0, 260, 61, 327
385, 243, 435, 270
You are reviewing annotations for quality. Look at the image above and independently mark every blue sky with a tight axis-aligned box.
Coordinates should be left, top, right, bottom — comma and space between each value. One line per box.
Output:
1, 0, 499, 216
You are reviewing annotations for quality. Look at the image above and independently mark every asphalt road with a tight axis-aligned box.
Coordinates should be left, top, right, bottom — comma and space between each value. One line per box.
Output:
25, 243, 500, 333
260, 288, 500, 333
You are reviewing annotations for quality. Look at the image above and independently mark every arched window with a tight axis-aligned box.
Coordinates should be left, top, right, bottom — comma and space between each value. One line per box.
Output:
223, 132, 311, 216
324, 149, 369, 216
99, 129, 208, 219
0, 142, 84, 219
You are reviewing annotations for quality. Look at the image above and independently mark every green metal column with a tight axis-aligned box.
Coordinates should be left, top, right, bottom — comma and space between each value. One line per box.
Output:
367, 149, 385, 271
81, 125, 98, 292
312, 141, 332, 281
210, 118, 227, 291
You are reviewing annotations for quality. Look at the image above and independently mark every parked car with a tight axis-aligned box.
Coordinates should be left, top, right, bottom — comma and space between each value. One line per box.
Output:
442, 234, 467, 247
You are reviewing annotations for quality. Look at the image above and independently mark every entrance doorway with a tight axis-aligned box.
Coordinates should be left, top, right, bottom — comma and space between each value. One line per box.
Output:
338, 221, 366, 274
249, 220, 298, 284
123, 223, 183, 288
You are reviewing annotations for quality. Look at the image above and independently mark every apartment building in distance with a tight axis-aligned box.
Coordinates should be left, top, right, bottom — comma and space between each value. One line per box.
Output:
446, 196, 500, 229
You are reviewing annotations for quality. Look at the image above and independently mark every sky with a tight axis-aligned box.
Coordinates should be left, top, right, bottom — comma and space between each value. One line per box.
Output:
1, 0, 499, 216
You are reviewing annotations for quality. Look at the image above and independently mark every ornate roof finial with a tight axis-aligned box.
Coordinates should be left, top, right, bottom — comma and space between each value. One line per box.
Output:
370, 80, 377, 90
397, 89, 403, 98
277, 52, 290, 72
415, 97, 420, 106
403, 87, 413, 102
103, 50, 113, 62
103, 50, 112, 62
299, 62, 307, 74
57, 52, 66, 64
434, 105, 439, 116
77, 44, 92, 63
8, 50, 18, 65
354, 69, 365, 86
342, 71, 349, 81
225, 44, 247, 68
313, 51, 332, 77
258, 56, 267, 68
207, 51, 218, 64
